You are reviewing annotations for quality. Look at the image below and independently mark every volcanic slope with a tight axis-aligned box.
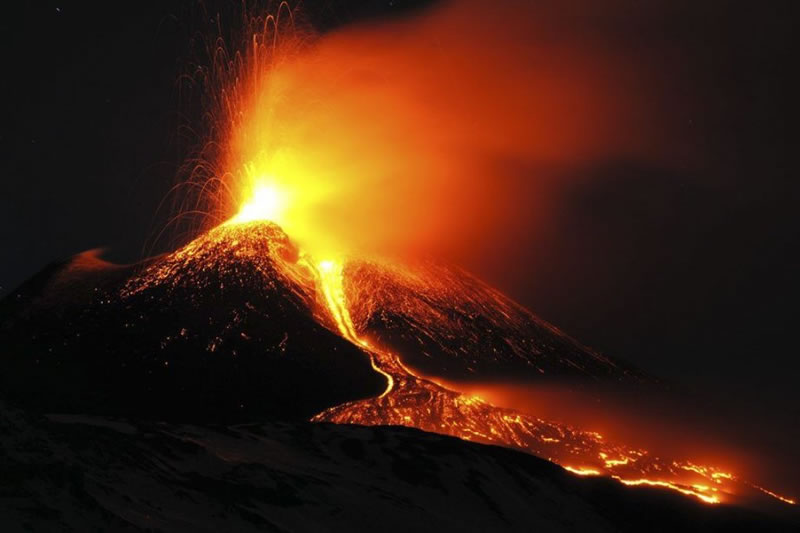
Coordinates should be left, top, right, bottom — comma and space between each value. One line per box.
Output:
0, 222, 385, 421
342, 257, 645, 382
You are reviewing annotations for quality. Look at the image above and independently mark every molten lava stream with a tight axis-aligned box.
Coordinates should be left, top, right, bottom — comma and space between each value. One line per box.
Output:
301, 253, 797, 508
216, 184, 794, 508
305, 258, 716, 504
312, 259, 394, 397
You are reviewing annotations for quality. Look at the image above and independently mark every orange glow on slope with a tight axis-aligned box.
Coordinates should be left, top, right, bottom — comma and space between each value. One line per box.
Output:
752, 485, 796, 506
612, 477, 720, 505
564, 466, 601, 476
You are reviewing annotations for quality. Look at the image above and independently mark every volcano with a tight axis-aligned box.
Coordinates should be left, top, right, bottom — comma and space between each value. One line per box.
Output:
2, 219, 798, 525
0, 220, 639, 422
0, 223, 385, 421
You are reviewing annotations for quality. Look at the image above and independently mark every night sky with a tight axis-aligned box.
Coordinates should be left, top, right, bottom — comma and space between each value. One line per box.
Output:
1, 0, 797, 425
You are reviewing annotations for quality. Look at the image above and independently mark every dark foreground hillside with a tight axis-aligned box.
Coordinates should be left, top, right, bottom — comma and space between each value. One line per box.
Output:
1, 401, 795, 533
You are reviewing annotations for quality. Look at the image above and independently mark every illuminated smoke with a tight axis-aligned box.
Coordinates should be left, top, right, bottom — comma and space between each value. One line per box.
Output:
177, 0, 688, 262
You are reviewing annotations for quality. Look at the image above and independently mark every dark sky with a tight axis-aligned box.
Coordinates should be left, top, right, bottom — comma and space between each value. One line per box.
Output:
1, 0, 797, 419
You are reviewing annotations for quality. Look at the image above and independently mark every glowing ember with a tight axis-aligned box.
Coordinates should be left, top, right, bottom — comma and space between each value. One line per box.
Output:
612, 477, 720, 505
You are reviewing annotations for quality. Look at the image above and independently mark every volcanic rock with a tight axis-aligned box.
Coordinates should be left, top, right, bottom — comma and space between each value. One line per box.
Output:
0, 222, 385, 421
343, 258, 645, 382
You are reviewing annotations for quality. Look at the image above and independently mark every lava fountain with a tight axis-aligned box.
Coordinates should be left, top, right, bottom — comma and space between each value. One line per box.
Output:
164, 1, 795, 509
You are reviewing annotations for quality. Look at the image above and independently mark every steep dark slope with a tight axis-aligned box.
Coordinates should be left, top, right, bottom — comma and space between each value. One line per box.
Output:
0, 221, 647, 423
343, 258, 645, 383
0, 223, 385, 421
1, 401, 795, 533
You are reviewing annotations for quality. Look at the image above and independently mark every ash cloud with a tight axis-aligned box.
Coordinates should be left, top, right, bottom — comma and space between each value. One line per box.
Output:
225, 0, 696, 257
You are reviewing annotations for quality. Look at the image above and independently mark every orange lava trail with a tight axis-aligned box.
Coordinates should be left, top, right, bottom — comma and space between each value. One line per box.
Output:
311, 259, 394, 397
307, 259, 747, 506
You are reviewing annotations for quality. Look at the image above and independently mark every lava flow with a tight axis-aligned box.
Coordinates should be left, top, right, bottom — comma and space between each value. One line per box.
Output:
298, 256, 750, 506
315, 234, 797, 507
